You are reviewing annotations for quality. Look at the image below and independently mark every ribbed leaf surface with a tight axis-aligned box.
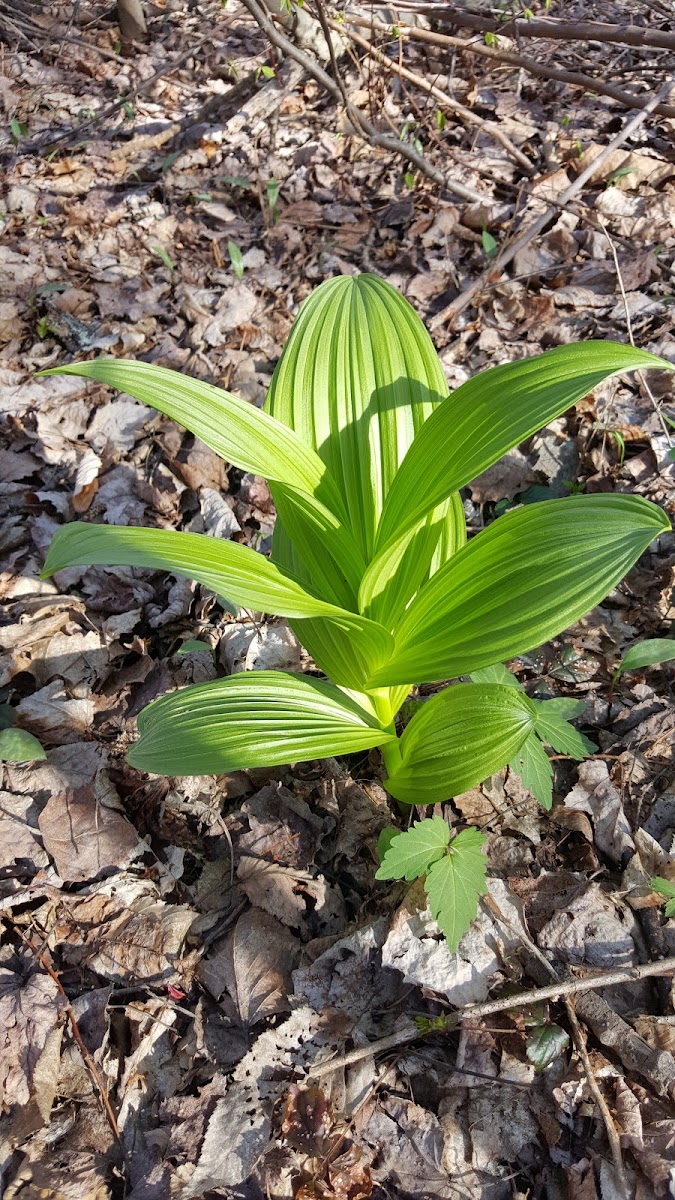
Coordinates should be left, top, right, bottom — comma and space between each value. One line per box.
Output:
266, 273, 449, 561
42, 523, 393, 690
377, 342, 673, 551
370, 494, 669, 687
385, 683, 536, 804
127, 671, 395, 775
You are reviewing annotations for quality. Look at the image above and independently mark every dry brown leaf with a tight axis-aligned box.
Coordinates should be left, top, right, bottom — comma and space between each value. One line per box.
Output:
237, 855, 345, 937
564, 760, 634, 864
54, 879, 198, 984
199, 907, 298, 1024
0, 968, 66, 1138
38, 785, 142, 882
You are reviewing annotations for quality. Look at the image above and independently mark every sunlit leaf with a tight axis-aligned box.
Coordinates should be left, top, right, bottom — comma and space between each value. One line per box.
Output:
266, 272, 449, 562
424, 828, 488, 951
614, 638, 675, 681
377, 341, 674, 551
375, 816, 450, 881
510, 731, 553, 809
128, 671, 395, 776
384, 683, 536, 804
42, 523, 393, 691
369, 494, 670, 687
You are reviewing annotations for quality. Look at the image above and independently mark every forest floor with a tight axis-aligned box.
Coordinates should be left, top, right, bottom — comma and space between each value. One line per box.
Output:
1, 2, 675, 1198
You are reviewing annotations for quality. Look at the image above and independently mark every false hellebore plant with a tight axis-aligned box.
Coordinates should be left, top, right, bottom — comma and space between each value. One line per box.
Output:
42, 274, 672, 948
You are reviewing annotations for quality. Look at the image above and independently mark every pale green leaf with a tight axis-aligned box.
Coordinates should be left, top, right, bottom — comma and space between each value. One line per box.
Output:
377, 341, 674, 551
538, 697, 585, 720
424, 828, 488, 951
510, 731, 553, 809
358, 494, 465, 627
265, 273, 449, 562
375, 816, 450, 881
526, 1024, 569, 1071
368, 494, 670, 688
42, 523, 393, 691
615, 638, 675, 678
39, 358, 348, 523
0, 728, 46, 763
470, 663, 519, 687
649, 877, 675, 901
38, 357, 369, 610
127, 671, 395, 776
533, 700, 597, 759
384, 683, 536, 804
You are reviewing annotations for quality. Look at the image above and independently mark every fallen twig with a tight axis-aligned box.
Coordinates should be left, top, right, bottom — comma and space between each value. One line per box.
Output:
368, 5, 675, 54
19, 929, 127, 1165
346, 14, 675, 121
305, 954, 675, 1080
330, 18, 534, 175
429, 79, 674, 331
239, 0, 491, 205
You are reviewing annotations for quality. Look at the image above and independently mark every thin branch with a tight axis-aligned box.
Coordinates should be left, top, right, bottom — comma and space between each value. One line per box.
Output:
485, 894, 628, 1197
345, 14, 675, 120
305, 953, 675, 1080
331, 18, 534, 175
239, 0, 491, 205
366, 5, 675, 54
20, 930, 127, 1166
429, 78, 674, 330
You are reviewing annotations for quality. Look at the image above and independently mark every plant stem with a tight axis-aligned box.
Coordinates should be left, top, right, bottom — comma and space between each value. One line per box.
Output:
370, 689, 403, 776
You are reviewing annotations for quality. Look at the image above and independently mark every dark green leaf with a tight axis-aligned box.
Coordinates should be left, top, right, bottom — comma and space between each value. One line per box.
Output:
526, 1024, 569, 1071
511, 732, 553, 809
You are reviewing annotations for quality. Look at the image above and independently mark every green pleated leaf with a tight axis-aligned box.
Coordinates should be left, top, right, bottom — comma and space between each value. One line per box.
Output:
375, 816, 451, 881
377, 341, 674, 551
39, 357, 370, 612
424, 828, 488, 951
384, 683, 536, 804
127, 670, 395, 776
42, 523, 393, 691
40, 358, 347, 518
358, 494, 465, 628
369, 494, 670, 688
266, 273, 449, 562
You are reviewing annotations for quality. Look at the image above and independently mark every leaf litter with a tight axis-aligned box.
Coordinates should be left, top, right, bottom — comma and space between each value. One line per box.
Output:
1, 1, 675, 1196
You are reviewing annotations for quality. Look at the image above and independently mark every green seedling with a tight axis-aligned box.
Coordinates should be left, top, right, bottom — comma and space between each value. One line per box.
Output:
612, 639, 675, 686
228, 240, 245, 281
38, 274, 673, 947
650, 877, 675, 919
150, 245, 174, 273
